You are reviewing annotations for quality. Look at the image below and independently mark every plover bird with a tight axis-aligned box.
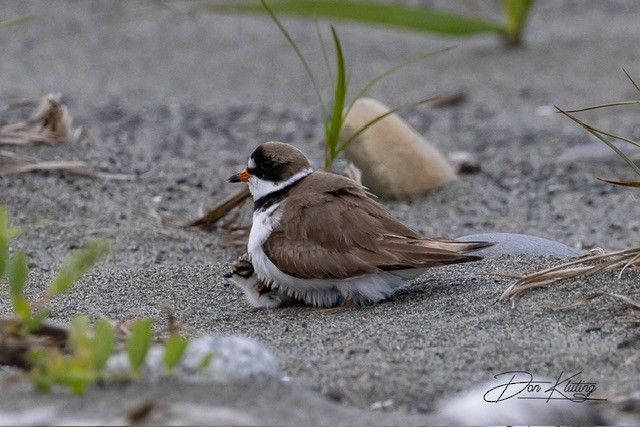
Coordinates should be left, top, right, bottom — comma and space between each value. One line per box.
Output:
228, 141, 491, 308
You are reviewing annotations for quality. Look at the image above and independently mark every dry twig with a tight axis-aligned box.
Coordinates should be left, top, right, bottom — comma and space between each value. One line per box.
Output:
499, 247, 640, 308
0, 93, 71, 146
187, 186, 251, 230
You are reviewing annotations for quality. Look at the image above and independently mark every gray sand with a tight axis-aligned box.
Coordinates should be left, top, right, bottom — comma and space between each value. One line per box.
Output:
1, 0, 639, 424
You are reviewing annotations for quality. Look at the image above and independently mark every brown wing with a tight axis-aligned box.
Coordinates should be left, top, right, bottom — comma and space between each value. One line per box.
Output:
262, 175, 484, 280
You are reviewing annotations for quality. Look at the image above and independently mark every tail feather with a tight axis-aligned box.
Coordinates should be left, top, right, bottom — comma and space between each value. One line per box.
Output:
417, 237, 495, 253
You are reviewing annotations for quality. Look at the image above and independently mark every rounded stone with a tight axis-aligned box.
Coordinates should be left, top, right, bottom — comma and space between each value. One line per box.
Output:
457, 232, 581, 258
341, 98, 457, 199
106, 335, 281, 383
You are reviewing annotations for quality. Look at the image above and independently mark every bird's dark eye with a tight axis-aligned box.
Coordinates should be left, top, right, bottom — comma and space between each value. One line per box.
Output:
261, 160, 274, 171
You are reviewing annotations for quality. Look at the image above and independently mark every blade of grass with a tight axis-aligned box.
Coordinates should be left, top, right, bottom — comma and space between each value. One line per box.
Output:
563, 100, 640, 113
126, 319, 153, 374
623, 68, 640, 94
585, 128, 640, 150
597, 177, 640, 188
345, 46, 454, 119
555, 106, 640, 177
259, 0, 329, 126
48, 239, 112, 297
93, 319, 115, 371
211, 1, 506, 36
8, 251, 31, 319
0, 16, 36, 28
316, 20, 335, 93
326, 25, 348, 163
502, 0, 534, 33
337, 96, 438, 155
164, 333, 189, 372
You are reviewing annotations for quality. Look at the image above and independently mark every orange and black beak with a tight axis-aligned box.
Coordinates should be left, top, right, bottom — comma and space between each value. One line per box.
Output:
228, 168, 251, 183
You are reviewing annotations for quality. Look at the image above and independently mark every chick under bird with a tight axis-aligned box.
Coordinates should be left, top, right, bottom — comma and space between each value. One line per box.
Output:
227, 141, 491, 308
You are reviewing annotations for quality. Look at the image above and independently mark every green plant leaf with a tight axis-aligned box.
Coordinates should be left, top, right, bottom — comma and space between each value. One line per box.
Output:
556, 106, 640, 177
49, 239, 111, 297
22, 308, 51, 334
316, 20, 335, 93
326, 25, 348, 167
564, 100, 640, 113
126, 318, 153, 374
12, 295, 31, 320
623, 68, 640, 94
93, 319, 115, 371
0, 206, 8, 278
0, 16, 36, 28
69, 315, 92, 353
502, 0, 534, 33
163, 333, 189, 372
8, 251, 29, 298
198, 352, 214, 372
211, 1, 506, 36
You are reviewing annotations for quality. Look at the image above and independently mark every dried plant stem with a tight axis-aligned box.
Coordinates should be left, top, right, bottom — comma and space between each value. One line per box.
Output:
187, 186, 251, 229
500, 247, 640, 307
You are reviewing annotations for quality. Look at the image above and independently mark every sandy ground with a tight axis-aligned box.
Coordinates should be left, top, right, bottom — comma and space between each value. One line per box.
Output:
1, 0, 640, 424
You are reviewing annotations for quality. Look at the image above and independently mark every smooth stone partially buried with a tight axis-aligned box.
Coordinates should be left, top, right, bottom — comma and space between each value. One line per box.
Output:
457, 232, 581, 258
341, 97, 457, 199
106, 335, 281, 383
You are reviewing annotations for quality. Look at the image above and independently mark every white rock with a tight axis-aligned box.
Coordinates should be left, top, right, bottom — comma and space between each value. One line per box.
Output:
106, 335, 281, 383
341, 98, 457, 199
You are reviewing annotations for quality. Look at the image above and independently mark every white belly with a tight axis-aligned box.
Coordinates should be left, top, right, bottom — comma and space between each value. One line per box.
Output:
248, 204, 413, 307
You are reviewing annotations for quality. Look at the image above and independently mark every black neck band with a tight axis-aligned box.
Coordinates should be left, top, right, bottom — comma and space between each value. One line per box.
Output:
253, 174, 309, 211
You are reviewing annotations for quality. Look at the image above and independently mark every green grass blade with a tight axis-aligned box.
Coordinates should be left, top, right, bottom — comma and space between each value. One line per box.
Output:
212, 1, 505, 36
556, 106, 640, 177
198, 352, 214, 372
592, 129, 640, 150
94, 319, 115, 371
337, 96, 438, 155
623, 69, 640, 94
69, 315, 91, 351
126, 319, 153, 373
259, 0, 329, 126
49, 239, 111, 297
327, 25, 348, 163
164, 333, 189, 372
0, 16, 36, 28
346, 46, 454, 119
0, 206, 9, 278
316, 20, 335, 93
564, 100, 640, 113
8, 251, 31, 319
8, 251, 28, 299
502, 0, 534, 33
22, 308, 51, 334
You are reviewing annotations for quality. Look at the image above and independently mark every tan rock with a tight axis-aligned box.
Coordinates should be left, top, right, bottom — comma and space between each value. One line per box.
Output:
341, 98, 457, 199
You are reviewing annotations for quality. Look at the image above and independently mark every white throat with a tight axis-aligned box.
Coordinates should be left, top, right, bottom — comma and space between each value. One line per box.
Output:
247, 168, 313, 201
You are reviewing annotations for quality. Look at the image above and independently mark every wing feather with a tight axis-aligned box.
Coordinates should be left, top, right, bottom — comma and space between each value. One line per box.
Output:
262, 173, 485, 280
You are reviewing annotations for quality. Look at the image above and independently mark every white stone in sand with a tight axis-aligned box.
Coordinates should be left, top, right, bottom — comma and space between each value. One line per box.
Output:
341, 97, 457, 199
